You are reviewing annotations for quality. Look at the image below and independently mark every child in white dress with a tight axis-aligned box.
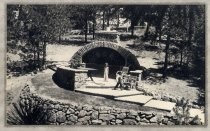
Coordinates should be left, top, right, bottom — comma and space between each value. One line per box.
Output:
104, 63, 109, 82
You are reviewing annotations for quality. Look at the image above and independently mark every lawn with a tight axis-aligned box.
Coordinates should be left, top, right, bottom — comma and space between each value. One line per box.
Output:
30, 70, 168, 113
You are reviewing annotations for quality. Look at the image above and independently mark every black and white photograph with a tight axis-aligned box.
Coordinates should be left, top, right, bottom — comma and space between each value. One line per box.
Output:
5, 3, 206, 126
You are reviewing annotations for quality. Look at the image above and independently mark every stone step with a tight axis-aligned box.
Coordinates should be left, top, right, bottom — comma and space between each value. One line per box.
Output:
114, 95, 153, 105
75, 88, 143, 98
86, 85, 114, 88
143, 100, 176, 112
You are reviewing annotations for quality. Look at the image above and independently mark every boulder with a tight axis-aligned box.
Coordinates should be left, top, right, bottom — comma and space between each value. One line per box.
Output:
123, 119, 137, 125
91, 111, 99, 120
92, 119, 103, 125
116, 113, 126, 119
78, 110, 87, 117
99, 114, 115, 121
56, 111, 66, 123
67, 114, 78, 123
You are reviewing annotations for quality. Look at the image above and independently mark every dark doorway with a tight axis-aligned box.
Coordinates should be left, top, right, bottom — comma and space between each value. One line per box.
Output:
82, 47, 126, 78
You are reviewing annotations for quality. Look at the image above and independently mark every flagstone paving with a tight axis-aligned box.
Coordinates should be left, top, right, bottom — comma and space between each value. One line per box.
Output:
114, 94, 153, 105
75, 88, 143, 98
85, 77, 116, 88
143, 99, 176, 112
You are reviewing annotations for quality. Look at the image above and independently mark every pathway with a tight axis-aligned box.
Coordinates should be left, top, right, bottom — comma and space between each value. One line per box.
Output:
75, 81, 205, 123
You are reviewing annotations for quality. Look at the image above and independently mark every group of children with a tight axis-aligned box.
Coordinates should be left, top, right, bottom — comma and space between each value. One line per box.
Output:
103, 63, 137, 90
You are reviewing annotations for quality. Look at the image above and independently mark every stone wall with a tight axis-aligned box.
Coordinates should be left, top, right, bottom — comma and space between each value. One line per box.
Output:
10, 85, 181, 125
55, 67, 88, 90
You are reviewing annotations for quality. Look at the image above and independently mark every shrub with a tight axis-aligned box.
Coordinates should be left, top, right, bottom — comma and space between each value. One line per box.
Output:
172, 97, 202, 125
6, 99, 47, 125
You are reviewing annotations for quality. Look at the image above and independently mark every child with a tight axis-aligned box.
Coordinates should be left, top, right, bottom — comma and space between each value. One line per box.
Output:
114, 71, 123, 90
104, 63, 109, 82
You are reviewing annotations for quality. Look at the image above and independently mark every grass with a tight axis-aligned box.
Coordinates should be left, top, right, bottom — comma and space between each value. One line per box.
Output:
31, 71, 167, 113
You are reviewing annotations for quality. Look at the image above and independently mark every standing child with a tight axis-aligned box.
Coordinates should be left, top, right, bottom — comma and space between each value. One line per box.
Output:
104, 63, 109, 82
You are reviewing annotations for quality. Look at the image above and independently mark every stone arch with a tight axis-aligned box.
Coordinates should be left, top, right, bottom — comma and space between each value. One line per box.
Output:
69, 41, 141, 70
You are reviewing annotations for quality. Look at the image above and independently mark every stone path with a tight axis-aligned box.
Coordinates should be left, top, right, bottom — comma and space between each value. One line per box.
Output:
75, 86, 205, 123
75, 88, 143, 98
85, 77, 116, 88
114, 95, 153, 105
143, 100, 176, 112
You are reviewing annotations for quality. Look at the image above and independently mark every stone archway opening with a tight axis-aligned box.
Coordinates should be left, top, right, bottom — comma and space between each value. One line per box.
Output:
69, 41, 141, 78
82, 47, 126, 78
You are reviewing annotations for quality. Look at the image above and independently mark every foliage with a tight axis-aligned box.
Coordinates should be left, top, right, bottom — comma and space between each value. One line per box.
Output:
7, 99, 47, 125
172, 97, 201, 125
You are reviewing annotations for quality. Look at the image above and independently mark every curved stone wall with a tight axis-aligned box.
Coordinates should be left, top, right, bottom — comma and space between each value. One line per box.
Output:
69, 41, 141, 69
8, 85, 181, 125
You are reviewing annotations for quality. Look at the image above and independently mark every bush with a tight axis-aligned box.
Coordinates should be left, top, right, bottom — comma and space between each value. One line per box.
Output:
7, 100, 47, 125
95, 32, 118, 42
172, 97, 202, 125
120, 34, 139, 41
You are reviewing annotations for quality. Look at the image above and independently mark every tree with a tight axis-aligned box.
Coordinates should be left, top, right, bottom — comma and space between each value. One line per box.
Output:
122, 5, 151, 36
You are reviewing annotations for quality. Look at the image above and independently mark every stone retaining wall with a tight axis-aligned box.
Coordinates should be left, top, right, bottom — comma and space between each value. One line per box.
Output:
12, 85, 181, 125
55, 67, 88, 90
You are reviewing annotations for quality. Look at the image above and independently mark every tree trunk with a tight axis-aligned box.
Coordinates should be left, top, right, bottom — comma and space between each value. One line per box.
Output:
117, 10, 120, 28
144, 22, 151, 40
131, 20, 135, 37
37, 42, 40, 69
163, 35, 170, 78
102, 11, 105, 30
58, 34, 61, 44
42, 41, 47, 67
85, 19, 88, 43
33, 43, 36, 69
180, 49, 183, 66
107, 9, 110, 27
92, 20, 95, 40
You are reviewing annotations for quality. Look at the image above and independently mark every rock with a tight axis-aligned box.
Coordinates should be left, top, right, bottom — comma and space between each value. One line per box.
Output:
93, 106, 100, 111
162, 117, 169, 125
116, 119, 123, 124
99, 114, 115, 121
123, 119, 137, 125
49, 104, 55, 109
86, 111, 92, 116
140, 118, 150, 123
110, 121, 116, 125
78, 116, 91, 123
127, 110, 138, 116
56, 111, 66, 123
78, 110, 87, 117
92, 119, 103, 125
66, 108, 75, 114
67, 114, 78, 123
91, 111, 99, 120
149, 116, 157, 123
110, 109, 117, 113
139, 114, 146, 118
116, 113, 126, 119
48, 112, 57, 123
77, 105, 83, 111
136, 116, 141, 122
145, 114, 154, 120
54, 104, 61, 110
83, 105, 93, 111
66, 121, 74, 125
167, 121, 175, 125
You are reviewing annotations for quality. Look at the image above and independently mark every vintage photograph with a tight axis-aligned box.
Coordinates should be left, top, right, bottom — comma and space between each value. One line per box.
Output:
6, 4, 205, 126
